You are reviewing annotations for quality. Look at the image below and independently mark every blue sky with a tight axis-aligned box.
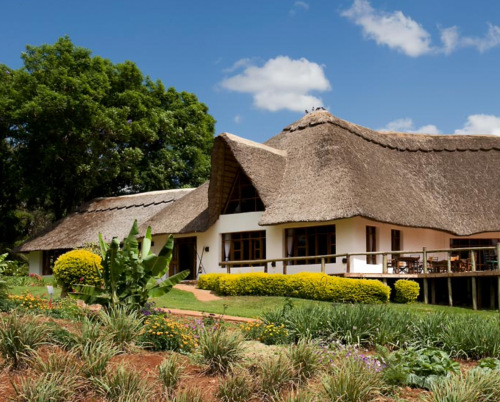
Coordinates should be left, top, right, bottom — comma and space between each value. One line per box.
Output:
1, 0, 499, 142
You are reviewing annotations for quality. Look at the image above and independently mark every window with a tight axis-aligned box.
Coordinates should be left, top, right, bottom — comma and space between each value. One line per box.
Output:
42, 249, 70, 275
450, 238, 498, 271
222, 231, 266, 267
391, 229, 401, 260
223, 171, 265, 214
285, 225, 336, 265
366, 226, 377, 264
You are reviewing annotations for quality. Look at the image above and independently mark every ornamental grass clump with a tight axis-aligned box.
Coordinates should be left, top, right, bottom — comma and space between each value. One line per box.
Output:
140, 315, 198, 353
0, 312, 48, 369
257, 352, 295, 399
216, 371, 254, 402
320, 353, 387, 402
171, 387, 205, 402
78, 339, 119, 378
12, 372, 81, 402
196, 328, 245, 375
53, 249, 103, 295
158, 353, 184, 395
91, 363, 153, 402
30, 349, 81, 376
98, 305, 144, 351
286, 340, 323, 383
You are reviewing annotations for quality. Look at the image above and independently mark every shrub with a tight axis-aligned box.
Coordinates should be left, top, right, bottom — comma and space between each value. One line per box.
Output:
53, 249, 103, 293
198, 273, 390, 304
91, 364, 153, 402
321, 354, 386, 402
196, 328, 245, 374
98, 305, 144, 351
158, 353, 184, 394
217, 372, 254, 402
394, 279, 419, 303
140, 315, 198, 353
0, 313, 48, 368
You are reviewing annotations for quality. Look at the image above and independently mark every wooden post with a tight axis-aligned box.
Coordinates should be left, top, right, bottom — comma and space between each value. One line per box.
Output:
321, 258, 325, 274
423, 247, 429, 304
490, 281, 495, 309
471, 251, 476, 272
447, 252, 453, 307
382, 254, 388, 274
283, 261, 287, 275
472, 277, 478, 311
264, 262, 268, 274
226, 264, 230, 274
346, 254, 351, 274
497, 243, 500, 271
497, 276, 500, 313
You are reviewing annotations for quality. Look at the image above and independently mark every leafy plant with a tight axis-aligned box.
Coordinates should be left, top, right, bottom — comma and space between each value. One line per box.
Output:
158, 353, 184, 395
477, 357, 500, 371
0, 312, 48, 368
30, 349, 81, 376
378, 346, 459, 389
71, 220, 189, 309
217, 372, 254, 402
196, 328, 245, 374
53, 249, 103, 295
140, 314, 198, 352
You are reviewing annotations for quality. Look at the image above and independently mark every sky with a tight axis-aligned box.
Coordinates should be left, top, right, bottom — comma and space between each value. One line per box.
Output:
1, 0, 499, 142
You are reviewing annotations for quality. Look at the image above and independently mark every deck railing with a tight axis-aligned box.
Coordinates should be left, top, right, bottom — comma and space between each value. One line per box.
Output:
218, 244, 500, 310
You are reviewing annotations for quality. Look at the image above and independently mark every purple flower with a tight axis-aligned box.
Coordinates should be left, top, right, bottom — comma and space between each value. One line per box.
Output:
127, 119, 132, 124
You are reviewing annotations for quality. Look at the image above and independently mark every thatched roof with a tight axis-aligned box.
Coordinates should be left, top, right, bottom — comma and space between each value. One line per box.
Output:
16, 189, 193, 252
258, 111, 500, 235
140, 182, 210, 236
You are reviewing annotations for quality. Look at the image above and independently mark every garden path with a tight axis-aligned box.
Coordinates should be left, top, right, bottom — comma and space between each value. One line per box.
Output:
159, 308, 255, 323
174, 283, 222, 301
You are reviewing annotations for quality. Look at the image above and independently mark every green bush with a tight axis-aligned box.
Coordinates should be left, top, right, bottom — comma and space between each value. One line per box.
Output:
394, 280, 419, 303
198, 272, 390, 304
53, 249, 103, 293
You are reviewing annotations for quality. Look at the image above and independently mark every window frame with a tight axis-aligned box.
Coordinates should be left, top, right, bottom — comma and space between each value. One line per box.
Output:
222, 171, 265, 215
366, 226, 377, 265
285, 225, 336, 265
221, 230, 266, 267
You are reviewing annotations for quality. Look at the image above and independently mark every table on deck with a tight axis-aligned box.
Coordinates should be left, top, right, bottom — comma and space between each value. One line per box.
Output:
394, 256, 421, 274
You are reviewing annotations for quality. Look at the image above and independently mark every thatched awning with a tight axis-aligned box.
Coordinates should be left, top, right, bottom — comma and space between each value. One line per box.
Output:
15, 189, 193, 252
260, 111, 500, 235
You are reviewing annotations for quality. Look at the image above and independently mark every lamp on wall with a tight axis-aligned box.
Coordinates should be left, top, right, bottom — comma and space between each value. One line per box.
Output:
204, 246, 210, 252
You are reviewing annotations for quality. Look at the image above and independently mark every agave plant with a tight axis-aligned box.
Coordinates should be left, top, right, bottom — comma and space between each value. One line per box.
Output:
71, 220, 189, 309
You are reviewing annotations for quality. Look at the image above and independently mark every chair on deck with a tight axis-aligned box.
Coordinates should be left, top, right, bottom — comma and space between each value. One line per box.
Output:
482, 249, 498, 271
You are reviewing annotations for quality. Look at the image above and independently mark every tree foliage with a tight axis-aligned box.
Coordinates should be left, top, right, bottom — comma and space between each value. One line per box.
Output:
0, 37, 215, 248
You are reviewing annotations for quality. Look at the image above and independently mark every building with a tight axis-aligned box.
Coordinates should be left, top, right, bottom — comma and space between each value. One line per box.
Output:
17, 111, 500, 306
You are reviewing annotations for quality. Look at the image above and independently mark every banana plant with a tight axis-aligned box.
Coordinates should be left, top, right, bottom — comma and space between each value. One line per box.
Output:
71, 220, 189, 309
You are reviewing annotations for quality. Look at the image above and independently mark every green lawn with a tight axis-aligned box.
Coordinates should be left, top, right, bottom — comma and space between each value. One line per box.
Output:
8, 284, 498, 319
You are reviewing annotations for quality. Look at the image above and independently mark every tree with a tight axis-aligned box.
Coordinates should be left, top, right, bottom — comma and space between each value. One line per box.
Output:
2, 36, 215, 223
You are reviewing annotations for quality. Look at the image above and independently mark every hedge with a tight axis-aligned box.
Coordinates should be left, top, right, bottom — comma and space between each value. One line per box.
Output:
394, 279, 420, 303
198, 272, 390, 304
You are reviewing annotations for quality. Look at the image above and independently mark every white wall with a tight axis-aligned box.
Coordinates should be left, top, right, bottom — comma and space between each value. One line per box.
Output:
28, 251, 43, 275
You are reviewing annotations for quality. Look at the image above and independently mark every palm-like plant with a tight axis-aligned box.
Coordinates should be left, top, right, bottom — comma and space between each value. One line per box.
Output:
71, 220, 189, 309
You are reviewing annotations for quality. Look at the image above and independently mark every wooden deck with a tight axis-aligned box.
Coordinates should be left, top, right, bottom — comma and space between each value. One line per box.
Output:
344, 270, 500, 279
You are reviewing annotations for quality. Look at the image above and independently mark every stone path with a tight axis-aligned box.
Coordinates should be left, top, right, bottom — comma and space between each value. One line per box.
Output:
174, 283, 222, 302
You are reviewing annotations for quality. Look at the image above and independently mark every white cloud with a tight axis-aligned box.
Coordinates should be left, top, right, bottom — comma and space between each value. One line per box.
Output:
378, 118, 441, 134
342, 0, 500, 57
223, 58, 255, 73
341, 0, 433, 57
234, 115, 242, 124
290, 1, 309, 15
220, 56, 331, 112
455, 114, 500, 136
